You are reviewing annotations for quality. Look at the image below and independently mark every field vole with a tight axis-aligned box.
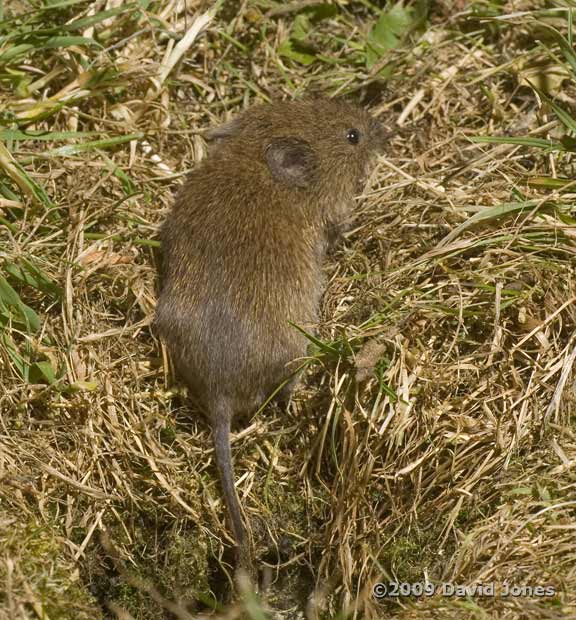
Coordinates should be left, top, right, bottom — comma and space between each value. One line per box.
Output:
154, 98, 384, 567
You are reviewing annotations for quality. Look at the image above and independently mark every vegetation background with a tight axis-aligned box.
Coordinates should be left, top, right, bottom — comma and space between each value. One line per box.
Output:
1, 0, 575, 618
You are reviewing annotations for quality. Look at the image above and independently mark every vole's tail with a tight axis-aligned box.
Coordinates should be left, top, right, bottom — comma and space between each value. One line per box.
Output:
212, 409, 247, 552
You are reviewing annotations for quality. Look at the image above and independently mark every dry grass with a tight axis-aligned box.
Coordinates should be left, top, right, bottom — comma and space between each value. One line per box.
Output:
1, 1, 575, 619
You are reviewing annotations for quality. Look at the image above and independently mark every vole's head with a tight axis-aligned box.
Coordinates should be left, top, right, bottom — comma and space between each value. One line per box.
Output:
206, 98, 385, 197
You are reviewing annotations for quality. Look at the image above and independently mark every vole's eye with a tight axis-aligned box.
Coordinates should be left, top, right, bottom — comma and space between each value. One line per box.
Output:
346, 128, 360, 145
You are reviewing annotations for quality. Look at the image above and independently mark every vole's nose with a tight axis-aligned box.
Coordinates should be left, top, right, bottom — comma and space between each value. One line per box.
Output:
370, 118, 390, 153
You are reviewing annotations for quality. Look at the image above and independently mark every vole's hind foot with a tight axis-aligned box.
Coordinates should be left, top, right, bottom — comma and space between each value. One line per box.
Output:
274, 376, 300, 411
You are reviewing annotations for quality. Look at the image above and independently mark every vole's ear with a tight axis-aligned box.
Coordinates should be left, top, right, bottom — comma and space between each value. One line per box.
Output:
265, 137, 317, 188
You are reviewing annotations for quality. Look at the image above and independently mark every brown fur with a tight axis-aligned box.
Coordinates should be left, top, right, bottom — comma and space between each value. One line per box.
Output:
154, 98, 384, 568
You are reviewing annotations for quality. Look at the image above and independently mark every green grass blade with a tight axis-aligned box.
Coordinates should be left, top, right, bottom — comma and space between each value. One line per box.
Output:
98, 151, 138, 195
0, 44, 35, 62
532, 86, 576, 133
0, 130, 98, 142
536, 19, 576, 77
0, 141, 55, 207
30, 360, 59, 385
0, 276, 42, 333
4, 259, 63, 299
289, 321, 340, 355
38, 0, 93, 9
470, 136, 565, 150
437, 201, 544, 247
26, 133, 144, 160
1, 332, 30, 382
527, 176, 576, 191
43, 35, 101, 50
63, 5, 136, 31
0, 36, 100, 64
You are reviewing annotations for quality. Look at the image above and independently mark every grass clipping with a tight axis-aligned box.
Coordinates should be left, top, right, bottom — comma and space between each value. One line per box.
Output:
1, 1, 575, 619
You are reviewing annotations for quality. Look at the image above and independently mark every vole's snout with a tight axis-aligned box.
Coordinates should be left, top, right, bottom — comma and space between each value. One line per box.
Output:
370, 118, 389, 153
